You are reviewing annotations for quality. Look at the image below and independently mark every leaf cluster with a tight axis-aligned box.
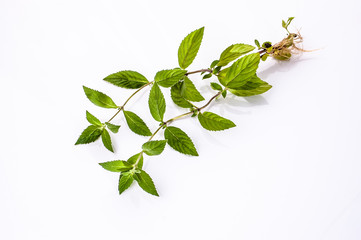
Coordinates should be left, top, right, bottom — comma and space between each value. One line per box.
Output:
75, 19, 297, 196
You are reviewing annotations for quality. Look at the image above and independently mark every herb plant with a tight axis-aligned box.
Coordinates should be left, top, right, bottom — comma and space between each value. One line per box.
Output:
76, 17, 302, 196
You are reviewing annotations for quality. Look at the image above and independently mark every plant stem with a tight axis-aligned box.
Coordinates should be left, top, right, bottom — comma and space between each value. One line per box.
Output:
145, 91, 222, 143
106, 67, 215, 124
165, 112, 194, 124
107, 108, 122, 123
106, 81, 154, 123
106, 67, 216, 124
186, 69, 212, 75
148, 124, 164, 141
197, 91, 222, 111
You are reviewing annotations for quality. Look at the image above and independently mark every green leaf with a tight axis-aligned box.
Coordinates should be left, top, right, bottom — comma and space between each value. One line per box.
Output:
217, 67, 230, 86
170, 82, 193, 108
198, 112, 236, 131
149, 83, 166, 122
282, 17, 295, 33
86, 111, 102, 127
142, 140, 167, 156
262, 41, 272, 48
261, 54, 269, 61
181, 76, 204, 102
217, 44, 255, 67
213, 66, 222, 74
229, 75, 272, 97
134, 170, 159, 196
178, 27, 205, 69
155, 69, 187, 88
103, 70, 148, 89
222, 89, 227, 98
118, 174, 134, 195
254, 39, 260, 48
210, 60, 219, 68
83, 86, 118, 109
224, 53, 260, 90
101, 129, 113, 152
286, 17, 295, 28
99, 160, 133, 172
127, 152, 144, 169
202, 73, 212, 80
75, 125, 102, 145
105, 122, 120, 133
164, 126, 198, 156
123, 111, 152, 136
210, 82, 222, 91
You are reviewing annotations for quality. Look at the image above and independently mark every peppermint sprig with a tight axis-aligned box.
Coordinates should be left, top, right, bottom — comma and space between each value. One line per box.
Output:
76, 17, 301, 196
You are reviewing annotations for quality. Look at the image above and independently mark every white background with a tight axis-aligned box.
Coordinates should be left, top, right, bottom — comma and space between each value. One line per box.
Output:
1, 0, 361, 239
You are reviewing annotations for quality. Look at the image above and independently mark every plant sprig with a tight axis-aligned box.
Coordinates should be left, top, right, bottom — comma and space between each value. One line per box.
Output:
76, 17, 302, 196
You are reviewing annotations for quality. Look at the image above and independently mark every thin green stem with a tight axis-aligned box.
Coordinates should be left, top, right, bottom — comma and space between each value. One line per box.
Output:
145, 91, 222, 144
197, 91, 222, 111
106, 81, 154, 123
148, 124, 164, 141
165, 112, 193, 124
107, 68, 220, 123
107, 108, 122, 123
133, 151, 143, 169
186, 69, 212, 75
123, 81, 153, 108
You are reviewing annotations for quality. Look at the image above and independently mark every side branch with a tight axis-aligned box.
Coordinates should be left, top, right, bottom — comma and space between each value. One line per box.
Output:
186, 69, 212, 75
106, 81, 154, 123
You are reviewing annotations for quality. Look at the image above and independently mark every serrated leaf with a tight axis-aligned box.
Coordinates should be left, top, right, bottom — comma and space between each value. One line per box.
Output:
198, 112, 236, 131
142, 140, 167, 156
217, 44, 255, 67
75, 125, 102, 145
86, 111, 102, 126
229, 75, 272, 97
99, 160, 133, 172
118, 174, 134, 195
101, 129, 113, 152
178, 27, 204, 69
210, 82, 222, 91
103, 70, 148, 89
164, 126, 198, 156
149, 83, 166, 122
170, 82, 193, 108
134, 170, 159, 196
181, 76, 204, 102
123, 111, 152, 136
105, 122, 120, 133
224, 53, 260, 90
155, 69, 187, 88
83, 86, 118, 109
127, 153, 143, 169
